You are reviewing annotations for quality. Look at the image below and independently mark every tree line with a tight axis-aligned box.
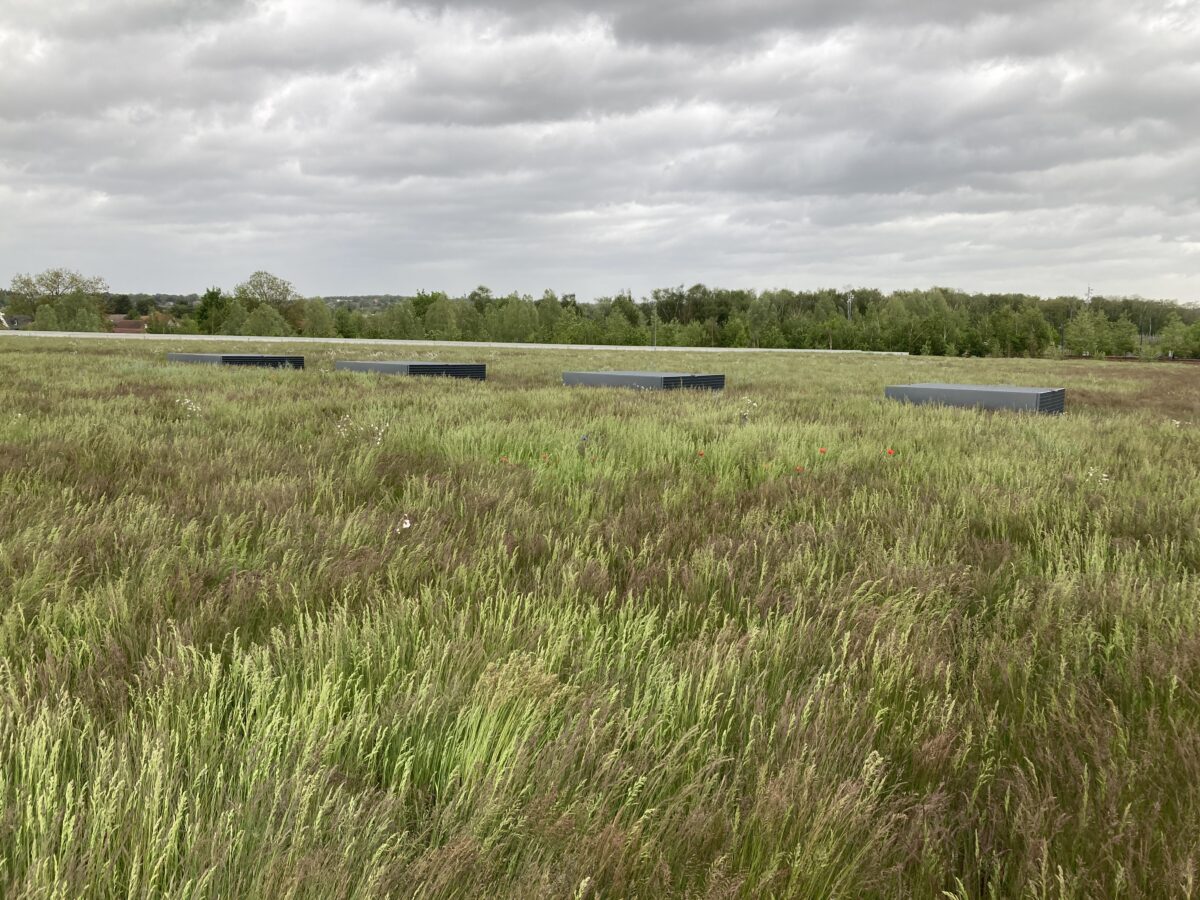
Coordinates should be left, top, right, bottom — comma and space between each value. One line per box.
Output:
5, 267, 1200, 359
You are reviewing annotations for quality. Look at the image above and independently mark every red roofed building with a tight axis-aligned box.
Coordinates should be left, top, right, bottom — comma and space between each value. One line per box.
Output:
108, 314, 148, 334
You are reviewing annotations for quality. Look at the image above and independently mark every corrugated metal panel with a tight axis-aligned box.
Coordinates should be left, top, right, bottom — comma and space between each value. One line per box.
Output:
167, 353, 304, 369
335, 360, 486, 380
221, 355, 304, 369
563, 371, 725, 391
885, 383, 1065, 414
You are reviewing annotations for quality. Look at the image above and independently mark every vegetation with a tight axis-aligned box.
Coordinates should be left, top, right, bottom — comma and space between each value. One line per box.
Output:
6, 268, 109, 333
1, 338, 1198, 897
5, 268, 1200, 358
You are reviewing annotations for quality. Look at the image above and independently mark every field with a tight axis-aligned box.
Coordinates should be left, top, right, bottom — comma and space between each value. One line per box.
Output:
1, 337, 1198, 899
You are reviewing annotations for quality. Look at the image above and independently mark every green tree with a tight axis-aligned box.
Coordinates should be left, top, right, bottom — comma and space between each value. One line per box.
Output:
57, 293, 106, 331
233, 271, 299, 311
1013, 301, 1055, 356
33, 305, 61, 331
334, 306, 364, 339
600, 310, 643, 345
457, 304, 485, 341
1064, 308, 1112, 357
721, 315, 751, 348
300, 299, 336, 337
467, 285, 494, 312
423, 298, 460, 340
371, 302, 422, 340
1158, 314, 1190, 358
412, 291, 443, 320
196, 287, 230, 334
610, 292, 642, 328
219, 301, 250, 335
1110, 316, 1139, 356
10, 268, 108, 331
758, 324, 787, 348
746, 297, 775, 347
536, 290, 563, 337
677, 321, 709, 347
240, 304, 294, 336
547, 305, 583, 344
490, 298, 539, 342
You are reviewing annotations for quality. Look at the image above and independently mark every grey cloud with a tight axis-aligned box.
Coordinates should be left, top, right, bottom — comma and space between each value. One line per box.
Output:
3, 0, 256, 39
0, 0, 1197, 301
415, 0, 1062, 46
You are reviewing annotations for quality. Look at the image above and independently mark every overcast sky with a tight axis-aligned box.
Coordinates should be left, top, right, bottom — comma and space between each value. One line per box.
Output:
1, 0, 1197, 301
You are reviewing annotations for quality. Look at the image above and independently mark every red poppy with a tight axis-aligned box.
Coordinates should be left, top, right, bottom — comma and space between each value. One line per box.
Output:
794, 465, 805, 473
697, 450, 705, 457
818, 447, 827, 454
886, 448, 895, 456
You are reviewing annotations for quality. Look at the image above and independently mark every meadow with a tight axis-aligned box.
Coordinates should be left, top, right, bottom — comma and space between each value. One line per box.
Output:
0, 337, 1198, 898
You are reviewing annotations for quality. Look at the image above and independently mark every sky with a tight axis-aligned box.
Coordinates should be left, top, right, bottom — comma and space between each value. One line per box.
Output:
1, 0, 1198, 301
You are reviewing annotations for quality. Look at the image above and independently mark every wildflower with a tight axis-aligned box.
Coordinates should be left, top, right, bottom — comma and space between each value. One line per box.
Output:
819, 447, 827, 455
739, 397, 758, 426
886, 448, 895, 456
394, 515, 412, 534
697, 450, 705, 458
794, 465, 804, 473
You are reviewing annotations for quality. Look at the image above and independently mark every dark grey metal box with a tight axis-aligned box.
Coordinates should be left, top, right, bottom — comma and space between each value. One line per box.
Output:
563, 371, 725, 391
885, 383, 1065, 414
167, 353, 304, 369
335, 360, 486, 380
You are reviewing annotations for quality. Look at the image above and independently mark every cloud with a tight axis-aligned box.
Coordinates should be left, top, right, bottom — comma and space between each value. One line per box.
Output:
0, 0, 1197, 301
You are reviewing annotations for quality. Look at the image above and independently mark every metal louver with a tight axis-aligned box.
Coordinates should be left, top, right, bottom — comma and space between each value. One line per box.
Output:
885, 383, 1065, 414
167, 353, 304, 369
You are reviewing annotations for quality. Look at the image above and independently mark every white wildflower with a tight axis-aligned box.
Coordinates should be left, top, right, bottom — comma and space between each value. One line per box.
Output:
739, 396, 758, 425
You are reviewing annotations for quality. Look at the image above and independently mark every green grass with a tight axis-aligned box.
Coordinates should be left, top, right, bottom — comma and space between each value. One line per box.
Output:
1, 338, 1198, 898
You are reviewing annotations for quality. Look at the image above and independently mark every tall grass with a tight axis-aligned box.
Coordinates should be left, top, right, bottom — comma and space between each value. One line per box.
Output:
1, 338, 1198, 897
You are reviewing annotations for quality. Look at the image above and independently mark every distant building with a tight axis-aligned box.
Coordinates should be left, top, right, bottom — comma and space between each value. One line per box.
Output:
108, 314, 148, 334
